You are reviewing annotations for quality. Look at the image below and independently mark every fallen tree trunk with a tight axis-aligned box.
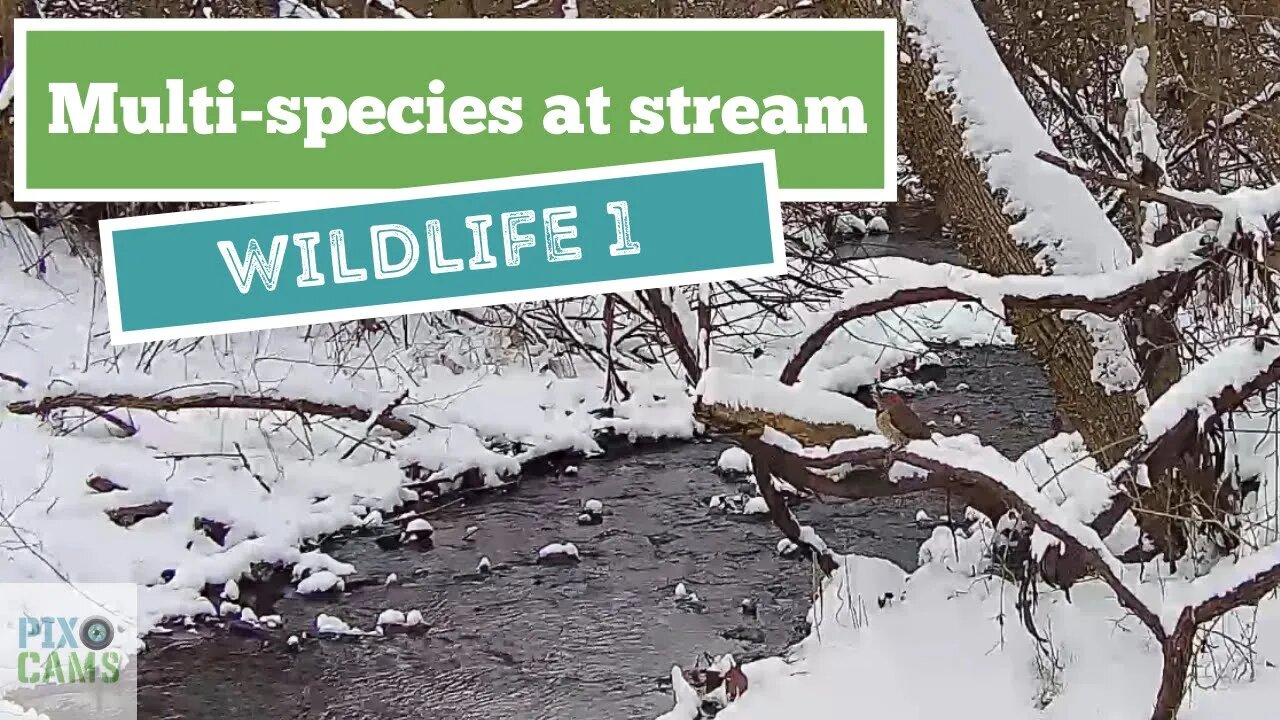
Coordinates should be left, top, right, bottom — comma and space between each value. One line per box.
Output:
7, 391, 417, 436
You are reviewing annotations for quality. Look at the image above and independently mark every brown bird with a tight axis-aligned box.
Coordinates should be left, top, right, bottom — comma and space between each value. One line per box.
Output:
875, 391, 934, 448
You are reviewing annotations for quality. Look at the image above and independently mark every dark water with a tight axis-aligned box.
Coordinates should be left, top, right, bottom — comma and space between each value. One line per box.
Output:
136, 222, 1057, 720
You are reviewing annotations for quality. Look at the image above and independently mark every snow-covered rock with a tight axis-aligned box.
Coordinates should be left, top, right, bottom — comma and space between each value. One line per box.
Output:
376, 609, 407, 626
716, 446, 753, 475
297, 570, 345, 595
405, 610, 424, 626
583, 498, 604, 514
867, 215, 890, 234
537, 542, 580, 561
743, 496, 770, 515
405, 518, 434, 536
314, 613, 355, 635
835, 212, 867, 236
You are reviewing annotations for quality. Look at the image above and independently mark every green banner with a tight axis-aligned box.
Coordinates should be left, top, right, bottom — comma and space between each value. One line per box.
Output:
15, 18, 896, 202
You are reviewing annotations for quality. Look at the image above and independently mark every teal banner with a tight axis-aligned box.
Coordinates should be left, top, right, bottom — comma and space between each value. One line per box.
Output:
100, 152, 784, 344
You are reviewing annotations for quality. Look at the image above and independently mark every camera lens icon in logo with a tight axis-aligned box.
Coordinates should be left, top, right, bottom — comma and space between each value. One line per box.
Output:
79, 617, 116, 651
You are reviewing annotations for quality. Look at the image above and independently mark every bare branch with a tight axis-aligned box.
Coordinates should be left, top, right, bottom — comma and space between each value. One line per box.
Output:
1036, 151, 1223, 219
6, 391, 417, 436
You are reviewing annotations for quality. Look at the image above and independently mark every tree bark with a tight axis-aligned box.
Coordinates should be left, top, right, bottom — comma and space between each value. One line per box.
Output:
891, 28, 1146, 469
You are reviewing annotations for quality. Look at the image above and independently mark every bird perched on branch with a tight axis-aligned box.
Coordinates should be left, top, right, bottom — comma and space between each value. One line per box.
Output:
875, 391, 934, 449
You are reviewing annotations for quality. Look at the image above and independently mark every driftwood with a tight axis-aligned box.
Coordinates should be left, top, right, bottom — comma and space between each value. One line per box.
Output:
6, 391, 416, 436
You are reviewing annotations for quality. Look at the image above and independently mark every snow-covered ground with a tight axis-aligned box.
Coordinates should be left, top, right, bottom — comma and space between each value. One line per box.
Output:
0, 221, 696, 636
655, 424, 1280, 720
0, 214, 1005, 638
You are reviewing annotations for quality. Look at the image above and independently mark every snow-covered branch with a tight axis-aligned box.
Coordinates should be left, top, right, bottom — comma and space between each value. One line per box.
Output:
780, 233, 1221, 384
756, 431, 1165, 636
1036, 151, 1222, 220
6, 389, 417, 436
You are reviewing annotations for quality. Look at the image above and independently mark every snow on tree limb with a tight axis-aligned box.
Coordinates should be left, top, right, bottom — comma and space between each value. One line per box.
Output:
780, 232, 1220, 384
1178, 540, 1280, 626
1139, 338, 1280, 443
758, 430, 1167, 637
6, 390, 417, 436
754, 426, 1280, 644
696, 368, 877, 441
901, 0, 1130, 274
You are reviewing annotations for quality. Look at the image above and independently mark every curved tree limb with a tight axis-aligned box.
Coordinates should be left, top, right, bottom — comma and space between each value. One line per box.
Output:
779, 243, 1217, 385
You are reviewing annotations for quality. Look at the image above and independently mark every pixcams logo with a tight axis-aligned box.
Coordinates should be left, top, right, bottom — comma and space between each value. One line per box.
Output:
15, 615, 124, 685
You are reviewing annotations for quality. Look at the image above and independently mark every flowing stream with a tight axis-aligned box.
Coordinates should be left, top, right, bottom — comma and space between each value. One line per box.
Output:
137, 219, 1058, 719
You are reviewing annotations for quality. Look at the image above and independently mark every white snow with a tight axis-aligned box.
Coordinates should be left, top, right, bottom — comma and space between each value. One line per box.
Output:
901, 0, 1130, 275
697, 368, 878, 431
743, 496, 770, 515
675, 582, 690, 599
296, 571, 344, 595
867, 215, 890, 234
806, 241, 1214, 333
835, 213, 867, 235
656, 666, 701, 720
1140, 338, 1280, 440
538, 542, 580, 560
384, 573, 398, 586
314, 613, 358, 635
583, 499, 604, 514
405, 518, 434, 536
1127, 0, 1151, 22
901, 0, 1142, 392
222, 579, 240, 602
717, 446, 754, 474
0, 65, 15, 115
376, 609, 407, 626
405, 610, 424, 626
292, 552, 356, 581
1189, 7, 1237, 28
